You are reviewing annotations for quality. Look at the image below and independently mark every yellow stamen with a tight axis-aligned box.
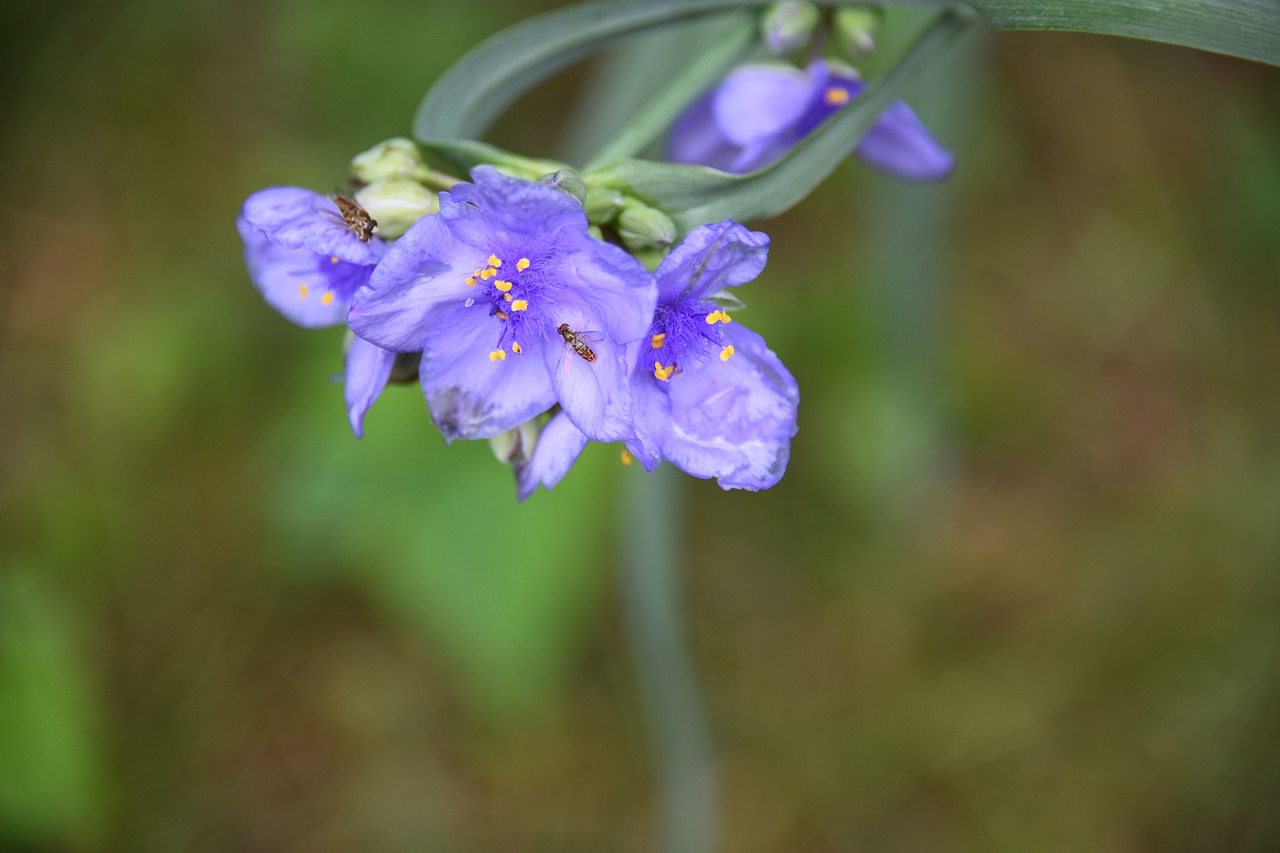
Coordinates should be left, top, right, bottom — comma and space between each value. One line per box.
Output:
823, 86, 850, 107
321, 291, 334, 305
620, 450, 633, 466
720, 344, 735, 361
330, 256, 339, 264
465, 277, 477, 286
488, 254, 502, 268
706, 310, 732, 325
479, 268, 496, 280
511, 299, 528, 311
512, 342, 522, 355
650, 332, 666, 349
504, 293, 512, 302
494, 279, 512, 292
298, 283, 309, 299
653, 361, 678, 382
516, 258, 530, 271
489, 349, 506, 361
496, 311, 508, 320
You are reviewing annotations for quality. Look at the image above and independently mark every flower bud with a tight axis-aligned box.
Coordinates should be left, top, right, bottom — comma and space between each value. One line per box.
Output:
489, 419, 540, 467
833, 6, 882, 60
584, 184, 626, 224
538, 168, 588, 205
349, 137, 430, 183
617, 202, 676, 251
354, 179, 438, 239
761, 1, 820, 54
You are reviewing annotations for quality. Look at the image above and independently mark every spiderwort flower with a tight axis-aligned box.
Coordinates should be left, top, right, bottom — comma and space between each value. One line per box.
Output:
237, 186, 396, 436
347, 167, 657, 443
668, 59, 954, 181
518, 220, 798, 499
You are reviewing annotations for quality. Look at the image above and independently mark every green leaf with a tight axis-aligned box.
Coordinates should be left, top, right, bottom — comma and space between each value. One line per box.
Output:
967, 0, 1280, 66
586, 9, 971, 234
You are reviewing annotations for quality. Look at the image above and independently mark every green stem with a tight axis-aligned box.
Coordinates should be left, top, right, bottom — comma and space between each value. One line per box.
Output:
620, 467, 716, 853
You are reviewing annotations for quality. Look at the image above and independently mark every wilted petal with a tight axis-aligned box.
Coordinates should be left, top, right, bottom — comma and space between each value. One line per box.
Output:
240, 186, 386, 265
419, 305, 556, 440
657, 324, 798, 490
516, 411, 589, 501
238, 215, 355, 327
855, 101, 956, 181
344, 336, 396, 438
654, 220, 770, 303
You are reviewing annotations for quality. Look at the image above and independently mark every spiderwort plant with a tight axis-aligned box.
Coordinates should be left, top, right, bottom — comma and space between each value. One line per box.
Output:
667, 59, 955, 181
518, 220, 798, 499
237, 187, 400, 437
347, 167, 658, 443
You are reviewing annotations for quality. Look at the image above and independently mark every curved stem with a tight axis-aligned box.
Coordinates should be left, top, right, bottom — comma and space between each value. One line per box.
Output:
620, 467, 716, 853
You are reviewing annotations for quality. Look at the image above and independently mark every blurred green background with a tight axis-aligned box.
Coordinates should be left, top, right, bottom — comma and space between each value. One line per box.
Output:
3, 1, 1279, 850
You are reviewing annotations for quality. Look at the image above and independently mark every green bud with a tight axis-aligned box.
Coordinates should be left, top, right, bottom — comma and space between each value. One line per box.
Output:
587, 224, 604, 242
833, 6, 883, 60
349, 137, 430, 183
489, 419, 540, 467
538, 169, 588, 205
354, 179, 438, 239
584, 184, 627, 224
761, 1, 820, 54
617, 202, 676, 252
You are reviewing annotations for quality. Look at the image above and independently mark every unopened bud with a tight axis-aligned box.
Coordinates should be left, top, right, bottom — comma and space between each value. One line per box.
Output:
538, 169, 588, 205
617, 202, 676, 251
489, 419, 541, 467
833, 7, 882, 60
354, 179, 438, 239
349, 137, 430, 183
584, 184, 626, 224
761, 2, 820, 54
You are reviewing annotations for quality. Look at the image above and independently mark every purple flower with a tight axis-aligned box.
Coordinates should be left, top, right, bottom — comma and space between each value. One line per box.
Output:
518, 221, 798, 499
237, 186, 397, 436
347, 167, 658, 443
668, 60, 954, 181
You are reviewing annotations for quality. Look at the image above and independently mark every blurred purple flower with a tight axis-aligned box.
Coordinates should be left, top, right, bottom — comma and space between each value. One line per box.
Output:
348, 167, 657, 443
237, 186, 396, 436
668, 60, 954, 181
518, 220, 798, 499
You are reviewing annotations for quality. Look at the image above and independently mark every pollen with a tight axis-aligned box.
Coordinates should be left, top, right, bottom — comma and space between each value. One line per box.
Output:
650, 332, 666, 349
823, 86, 851, 107
465, 277, 477, 286
489, 349, 506, 361
494, 280, 513, 292
488, 254, 502, 268
298, 283, 309, 298
516, 258, 531, 271
512, 342, 522, 355
706, 310, 732, 325
720, 344, 735, 361
496, 311, 508, 320
321, 290, 334, 305
620, 450, 633, 466
654, 361, 678, 382
479, 268, 496, 280
504, 293, 513, 302
511, 299, 528, 311
330, 256, 339, 264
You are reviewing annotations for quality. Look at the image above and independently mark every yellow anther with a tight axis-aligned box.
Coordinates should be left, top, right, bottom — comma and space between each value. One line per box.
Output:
653, 361, 678, 382
504, 293, 512, 302
488, 254, 502, 268
650, 333, 666, 349
489, 349, 506, 361
620, 450, 633, 466
720, 344, 735, 361
298, 283, 309, 298
321, 291, 334, 305
706, 310, 732, 325
479, 268, 496, 280
512, 342, 522, 355
511, 299, 528, 311
494, 279, 512, 292
330, 256, 339, 264
823, 86, 850, 107
516, 258, 531, 271
496, 311, 508, 320
465, 277, 477, 286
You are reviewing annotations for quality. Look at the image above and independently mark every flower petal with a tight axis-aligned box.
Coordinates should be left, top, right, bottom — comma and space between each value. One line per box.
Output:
655, 324, 798, 490
419, 305, 556, 440
653, 220, 770, 304
344, 336, 396, 438
713, 63, 810, 147
240, 186, 386, 265
348, 212, 485, 352
855, 101, 956, 181
666, 92, 742, 172
441, 166, 587, 244
515, 411, 589, 501
238, 215, 356, 328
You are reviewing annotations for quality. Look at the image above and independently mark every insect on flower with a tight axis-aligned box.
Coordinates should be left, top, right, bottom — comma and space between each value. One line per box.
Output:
322, 189, 379, 242
556, 322, 599, 363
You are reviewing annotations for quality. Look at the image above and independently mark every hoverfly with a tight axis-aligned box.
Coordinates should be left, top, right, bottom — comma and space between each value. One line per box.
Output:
321, 189, 379, 242
555, 322, 601, 379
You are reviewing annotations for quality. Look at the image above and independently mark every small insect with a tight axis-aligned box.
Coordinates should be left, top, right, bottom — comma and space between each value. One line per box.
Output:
556, 323, 598, 363
321, 189, 379, 242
